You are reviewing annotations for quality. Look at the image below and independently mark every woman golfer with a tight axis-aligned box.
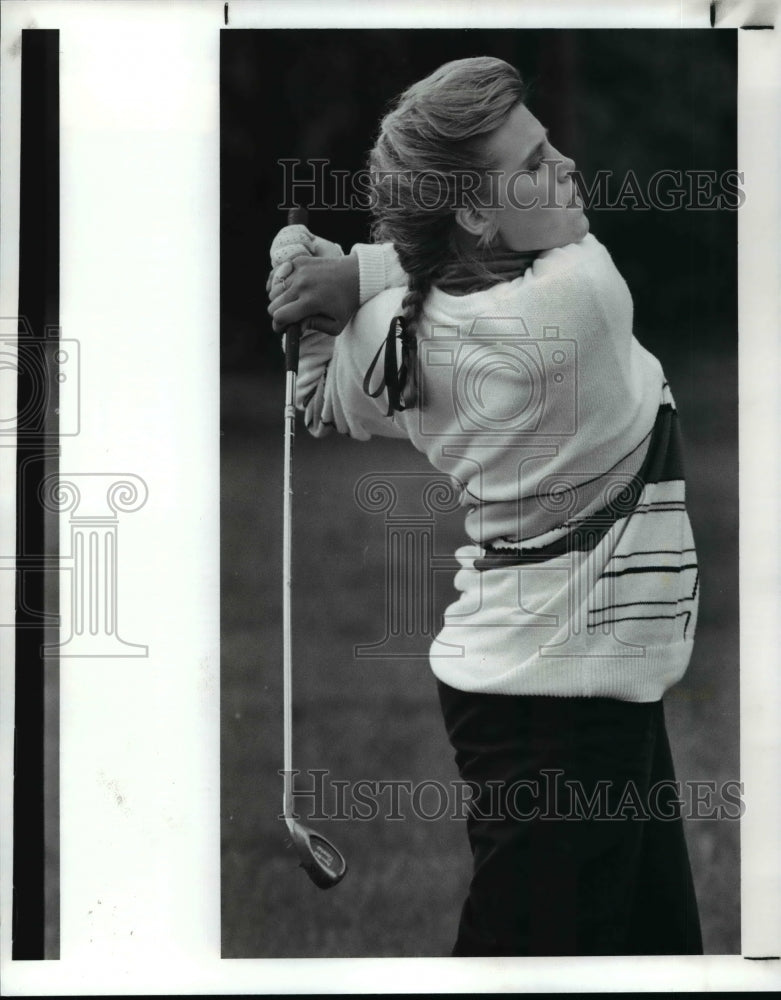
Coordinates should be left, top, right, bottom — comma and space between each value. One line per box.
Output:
267, 56, 703, 956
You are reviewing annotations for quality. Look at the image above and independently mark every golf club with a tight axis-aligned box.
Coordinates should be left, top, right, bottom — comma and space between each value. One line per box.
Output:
279, 206, 348, 890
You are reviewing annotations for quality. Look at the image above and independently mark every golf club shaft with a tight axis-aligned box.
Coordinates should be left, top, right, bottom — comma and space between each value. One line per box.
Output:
282, 205, 308, 824
278, 207, 348, 889
282, 365, 295, 822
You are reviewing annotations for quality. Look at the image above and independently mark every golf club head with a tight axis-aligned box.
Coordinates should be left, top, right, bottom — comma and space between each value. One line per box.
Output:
287, 818, 348, 889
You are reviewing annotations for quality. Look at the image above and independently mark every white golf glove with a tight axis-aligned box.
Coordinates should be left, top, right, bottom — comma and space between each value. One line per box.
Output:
270, 224, 344, 269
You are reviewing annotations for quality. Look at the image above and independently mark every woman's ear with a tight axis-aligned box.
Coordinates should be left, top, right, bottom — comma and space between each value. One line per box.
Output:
454, 204, 495, 240
456, 205, 490, 237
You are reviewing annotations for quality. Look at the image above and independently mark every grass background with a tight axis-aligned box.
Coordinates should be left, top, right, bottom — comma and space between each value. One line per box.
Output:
220, 348, 739, 957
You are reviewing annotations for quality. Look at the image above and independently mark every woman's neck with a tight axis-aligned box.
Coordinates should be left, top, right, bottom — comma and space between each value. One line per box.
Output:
434, 244, 539, 295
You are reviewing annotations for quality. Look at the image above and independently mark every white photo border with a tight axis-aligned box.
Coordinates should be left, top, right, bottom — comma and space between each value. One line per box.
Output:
0, 0, 779, 993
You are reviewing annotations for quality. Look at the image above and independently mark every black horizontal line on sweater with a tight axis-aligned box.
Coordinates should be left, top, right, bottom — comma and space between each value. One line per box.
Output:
589, 599, 682, 613
590, 610, 690, 624
594, 564, 699, 607
610, 548, 696, 559
479, 503, 688, 573
589, 593, 698, 615
602, 562, 698, 579
615, 503, 686, 514
589, 609, 692, 633
628, 500, 686, 510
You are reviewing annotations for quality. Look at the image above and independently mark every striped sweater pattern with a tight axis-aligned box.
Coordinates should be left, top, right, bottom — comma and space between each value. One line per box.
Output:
292, 235, 699, 701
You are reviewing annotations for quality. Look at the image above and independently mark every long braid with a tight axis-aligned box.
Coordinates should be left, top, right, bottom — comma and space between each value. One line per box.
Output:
397, 272, 431, 409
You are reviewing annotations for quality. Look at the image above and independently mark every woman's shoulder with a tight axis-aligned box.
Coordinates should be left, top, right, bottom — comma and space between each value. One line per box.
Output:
424, 235, 625, 323
525, 233, 628, 309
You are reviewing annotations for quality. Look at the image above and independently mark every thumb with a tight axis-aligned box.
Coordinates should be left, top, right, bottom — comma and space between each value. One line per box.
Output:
309, 235, 345, 260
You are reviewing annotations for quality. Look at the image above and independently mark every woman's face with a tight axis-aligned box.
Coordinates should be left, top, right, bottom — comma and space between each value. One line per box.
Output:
481, 102, 589, 252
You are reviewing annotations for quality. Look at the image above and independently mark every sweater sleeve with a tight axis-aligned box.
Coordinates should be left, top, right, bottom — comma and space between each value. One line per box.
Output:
350, 242, 408, 304
284, 245, 406, 440
291, 287, 410, 441
287, 328, 338, 436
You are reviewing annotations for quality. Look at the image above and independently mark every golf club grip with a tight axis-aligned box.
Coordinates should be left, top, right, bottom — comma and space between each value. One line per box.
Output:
284, 206, 309, 373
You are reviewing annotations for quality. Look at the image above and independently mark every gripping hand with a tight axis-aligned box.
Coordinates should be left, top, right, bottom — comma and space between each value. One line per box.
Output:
268, 225, 359, 338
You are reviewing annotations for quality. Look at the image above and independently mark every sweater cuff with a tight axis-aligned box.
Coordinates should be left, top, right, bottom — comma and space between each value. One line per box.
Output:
352, 244, 388, 305
351, 242, 407, 305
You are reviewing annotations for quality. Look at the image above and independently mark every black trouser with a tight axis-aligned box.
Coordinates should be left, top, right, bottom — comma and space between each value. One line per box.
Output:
437, 680, 703, 956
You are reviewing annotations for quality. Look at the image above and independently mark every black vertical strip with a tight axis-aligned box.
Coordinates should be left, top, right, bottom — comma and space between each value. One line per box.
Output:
13, 29, 59, 961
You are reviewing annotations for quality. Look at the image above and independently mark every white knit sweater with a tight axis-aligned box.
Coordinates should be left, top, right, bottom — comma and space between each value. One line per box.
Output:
293, 235, 699, 701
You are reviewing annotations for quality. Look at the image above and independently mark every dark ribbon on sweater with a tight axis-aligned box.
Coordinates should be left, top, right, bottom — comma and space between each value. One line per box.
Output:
363, 315, 418, 416
362, 248, 539, 416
